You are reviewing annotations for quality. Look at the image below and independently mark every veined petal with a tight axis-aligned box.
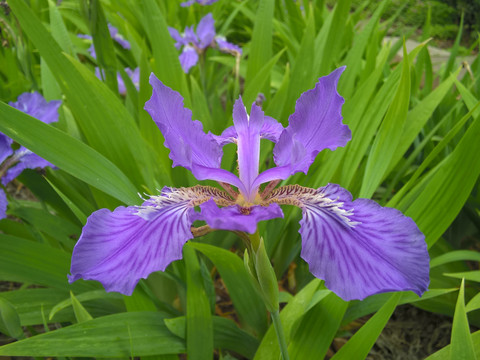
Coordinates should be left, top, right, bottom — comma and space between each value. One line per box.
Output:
179, 46, 199, 73
1, 148, 55, 186
108, 24, 131, 50
198, 199, 283, 234
272, 67, 351, 176
0, 188, 7, 220
266, 184, 430, 301
196, 13, 215, 49
233, 98, 264, 200
69, 186, 232, 295
145, 74, 222, 172
213, 115, 284, 146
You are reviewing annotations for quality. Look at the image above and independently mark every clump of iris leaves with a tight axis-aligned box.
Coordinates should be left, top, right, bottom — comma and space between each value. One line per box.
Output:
0, 0, 479, 359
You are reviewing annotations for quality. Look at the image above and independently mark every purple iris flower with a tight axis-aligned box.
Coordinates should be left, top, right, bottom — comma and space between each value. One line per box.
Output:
79, 24, 130, 59
180, 0, 219, 7
168, 13, 242, 73
95, 67, 140, 95
0, 92, 60, 219
68, 67, 429, 301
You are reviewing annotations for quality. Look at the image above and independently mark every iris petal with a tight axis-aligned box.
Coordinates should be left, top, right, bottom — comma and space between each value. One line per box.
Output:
267, 184, 429, 301
272, 67, 351, 176
68, 187, 207, 295
1, 148, 55, 186
196, 14, 216, 49
0, 133, 13, 165
179, 46, 199, 73
198, 199, 284, 234
0, 188, 7, 220
145, 74, 222, 172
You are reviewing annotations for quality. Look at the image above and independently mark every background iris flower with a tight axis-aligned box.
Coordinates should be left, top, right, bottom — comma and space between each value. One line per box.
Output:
168, 13, 242, 73
0, 92, 60, 219
69, 68, 429, 301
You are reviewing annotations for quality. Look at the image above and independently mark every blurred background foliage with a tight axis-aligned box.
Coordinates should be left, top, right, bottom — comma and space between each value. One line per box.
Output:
0, 0, 479, 358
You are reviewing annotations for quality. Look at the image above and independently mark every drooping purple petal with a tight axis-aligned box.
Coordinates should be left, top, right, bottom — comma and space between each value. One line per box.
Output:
68, 187, 202, 295
233, 98, 264, 201
1, 148, 55, 186
267, 184, 429, 301
272, 67, 350, 176
196, 14, 216, 49
0, 133, 13, 165
9, 92, 61, 124
179, 46, 199, 73
198, 199, 283, 234
0, 189, 7, 220
215, 36, 242, 56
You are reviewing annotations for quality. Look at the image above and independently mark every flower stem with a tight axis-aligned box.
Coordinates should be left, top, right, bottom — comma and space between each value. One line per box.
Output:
271, 309, 290, 360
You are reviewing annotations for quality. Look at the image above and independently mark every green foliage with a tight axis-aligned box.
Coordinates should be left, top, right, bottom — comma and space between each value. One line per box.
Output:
0, 0, 479, 358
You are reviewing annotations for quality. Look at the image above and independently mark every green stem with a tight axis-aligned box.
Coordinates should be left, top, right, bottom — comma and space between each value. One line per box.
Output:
271, 310, 290, 360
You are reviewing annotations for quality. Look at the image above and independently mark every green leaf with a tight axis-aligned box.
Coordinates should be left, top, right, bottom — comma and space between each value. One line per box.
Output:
360, 42, 410, 198
189, 242, 268, 336
450, 279, 477, 360
70, 291, 93, 323
0, 103, 139, 204
444, 271, 480, 283
245, 0, 274, 97
165, 316, 259, 359
425, 330, 480, 360
430, 250, 480, 268
0, 296, 25, 340
288, 293, 347, 359
184, 244, 213, 359
331, 293, 400, 360
0, 234, 94, 292
254, 279, 321, 360
0, 312, 185, 356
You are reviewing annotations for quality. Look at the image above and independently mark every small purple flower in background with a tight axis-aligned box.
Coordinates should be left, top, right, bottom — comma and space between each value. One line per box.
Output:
169, 13, 242, 73
0, 93, 60, 219
180, 0, 219, 7
95, 67, 140, 95
78, 24, 130, 59
69, 67, 430, 301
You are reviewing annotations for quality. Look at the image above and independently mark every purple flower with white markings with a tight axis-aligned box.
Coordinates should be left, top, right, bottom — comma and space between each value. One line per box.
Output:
79, 24, 130, 59
0, 92, 60, 219
69, 67, 429, 301
169, 13, 242, 73
180, 0, 219, 7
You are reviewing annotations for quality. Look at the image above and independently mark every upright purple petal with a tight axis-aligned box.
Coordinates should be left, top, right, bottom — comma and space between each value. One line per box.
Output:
272, 67, 350, 176
233, 98, 264, 201
267, 184, 430, 301
108, 24, 131, 50
0, 133, 13, 165
9, 92, 60, 124
198, 199, 283, 234
213, 116, 284, 147
196, 14, 216, 49
215, 36, 242, 56
184, 26, 198, 45
1, 148, 55, 186
179, 46, 199, 73
69, 187, 203, 295
169, 27, 187, 49
144, 74, 246, 190
0, 189, 7, 220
